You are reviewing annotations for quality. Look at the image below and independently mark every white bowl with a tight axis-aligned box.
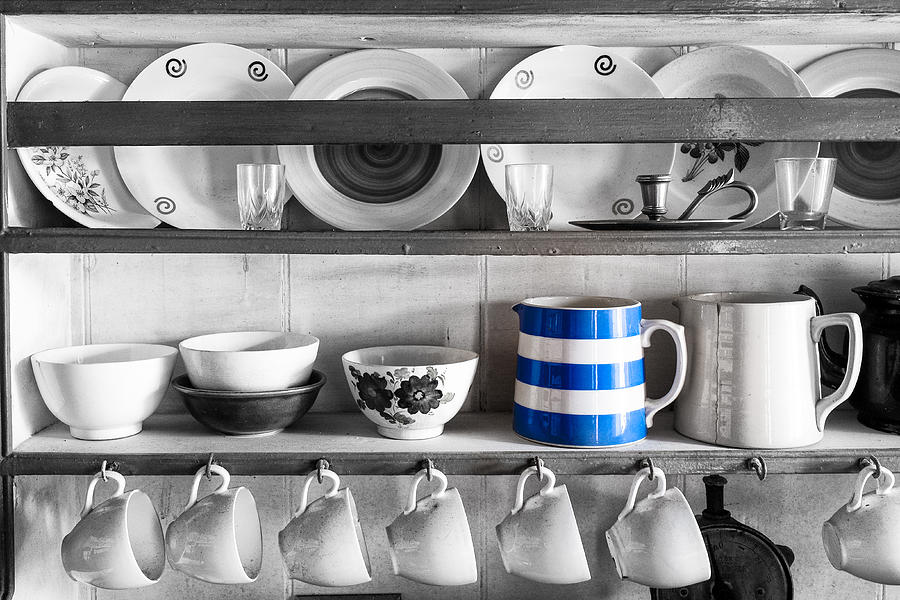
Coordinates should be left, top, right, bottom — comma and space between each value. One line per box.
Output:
342, 345, 479, 440
179, 331, 320, 392
31, 343, 178, 440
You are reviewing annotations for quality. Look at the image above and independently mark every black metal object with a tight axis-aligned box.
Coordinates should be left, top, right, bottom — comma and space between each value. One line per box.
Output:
4, 228, 900, 256
9, 99, 900, 147
651, 475, 794, 600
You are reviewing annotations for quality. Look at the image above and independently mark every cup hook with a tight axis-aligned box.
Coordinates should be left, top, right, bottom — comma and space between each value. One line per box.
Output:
100, 459, 114, 482
532, 456, 545, 481
316, 458, 330, 484
204, 453, 215, 480
420, 458, 435, 482
859, 455, 882, 480
747, 456, 767, 481
639, 457, 655, 481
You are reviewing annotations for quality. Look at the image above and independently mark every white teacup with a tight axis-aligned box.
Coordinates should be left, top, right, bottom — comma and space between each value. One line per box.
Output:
165, 465, 262, 584
823, 464, 900, 584
386, 467, 477, 586
279, 467, 371, 587
61, 470, 165, 589
496, 465, 591, 584
606, 466, 711, 588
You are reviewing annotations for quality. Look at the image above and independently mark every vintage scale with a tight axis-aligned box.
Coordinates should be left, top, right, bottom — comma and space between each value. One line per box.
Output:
651, 475, 794, 600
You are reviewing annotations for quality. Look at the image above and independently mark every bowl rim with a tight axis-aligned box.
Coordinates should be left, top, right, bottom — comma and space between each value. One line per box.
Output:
171, 369, 327, 398
31, 342, 178, 366
341, 345, 479, 368
179, 330, 320, 354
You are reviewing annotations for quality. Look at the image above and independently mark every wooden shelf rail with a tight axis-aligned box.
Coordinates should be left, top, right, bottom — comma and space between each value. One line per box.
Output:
8, 98, 900, 147
4, 412, 899, 476
2, 228, 898, 256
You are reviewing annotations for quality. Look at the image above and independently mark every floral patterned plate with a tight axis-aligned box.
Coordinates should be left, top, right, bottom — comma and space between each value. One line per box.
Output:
342, 345, 479, 440
482, 45, 676, 230
115, 43, 294, 229
653, 46, 819, 229
15, 67, 160, 228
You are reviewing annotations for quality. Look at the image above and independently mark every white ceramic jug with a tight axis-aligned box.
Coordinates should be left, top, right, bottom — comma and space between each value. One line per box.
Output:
674, 292, 862, 448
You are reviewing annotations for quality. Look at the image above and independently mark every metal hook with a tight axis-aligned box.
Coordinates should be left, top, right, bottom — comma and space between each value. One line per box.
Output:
420, 458, 434, 482
316, 458, 330, 484
747, 456, 767, 481
100, 460, 109, 482
639, 458, 654, 481
205, 453, 215, 480
859, 455, 883, 479
532, 456, 545, 481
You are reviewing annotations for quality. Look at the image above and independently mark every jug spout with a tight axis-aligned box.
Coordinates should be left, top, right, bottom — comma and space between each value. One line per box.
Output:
512, 303, 523, 315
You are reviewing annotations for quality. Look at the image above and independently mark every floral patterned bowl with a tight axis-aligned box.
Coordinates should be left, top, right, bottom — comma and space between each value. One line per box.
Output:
342, 345, 479, 440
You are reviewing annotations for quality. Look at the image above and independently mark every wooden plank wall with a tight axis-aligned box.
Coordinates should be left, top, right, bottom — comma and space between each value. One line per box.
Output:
8, 43, 900, 600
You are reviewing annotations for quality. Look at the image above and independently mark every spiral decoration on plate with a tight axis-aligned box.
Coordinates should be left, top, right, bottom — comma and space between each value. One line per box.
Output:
594, 55, 617, 77
165, 59, 187, 78
247, 60, 268, 82
154, 197, 177, 215
821, 88, 900, 201
611, 198, 634, 215
515, 70, 535, 89
486, 145, 504, 163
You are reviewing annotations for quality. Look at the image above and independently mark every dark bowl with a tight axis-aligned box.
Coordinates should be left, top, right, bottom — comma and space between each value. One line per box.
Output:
171, 370, 326, 436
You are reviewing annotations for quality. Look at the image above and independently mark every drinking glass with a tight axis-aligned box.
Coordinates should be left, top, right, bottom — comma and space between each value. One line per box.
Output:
504, 164, 553, 231
775, 158, 837, 230
237, 163, 286, 230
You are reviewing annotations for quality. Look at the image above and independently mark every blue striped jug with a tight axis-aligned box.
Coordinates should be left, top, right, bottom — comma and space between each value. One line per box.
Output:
512, 296, 687, 447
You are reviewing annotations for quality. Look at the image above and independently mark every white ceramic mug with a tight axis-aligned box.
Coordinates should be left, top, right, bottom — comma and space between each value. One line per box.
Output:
165, 465, 262, 584
496, 465, 591, 584
61, 470, 165, 589
386, 467, 477, 586
675, 292, 862, 448
606, 466, 711, 588
823, 464, 900, 584
279, 466, 371, 587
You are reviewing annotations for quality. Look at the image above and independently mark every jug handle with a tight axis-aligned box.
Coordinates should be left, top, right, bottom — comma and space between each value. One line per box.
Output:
640, 319, 687, 427
795, 285, 847, 388
810, 312, 863, 432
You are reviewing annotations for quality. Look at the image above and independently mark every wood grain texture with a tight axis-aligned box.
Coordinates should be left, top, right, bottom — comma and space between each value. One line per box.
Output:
8, 13, 900, 48
4, 1, 900, 14
6, 411, 900, 476
10, 98, 900, 146
6, 228, 900, 256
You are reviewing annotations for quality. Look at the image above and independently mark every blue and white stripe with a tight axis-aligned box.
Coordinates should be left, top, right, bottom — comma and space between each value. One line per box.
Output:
513, 301, 648, 447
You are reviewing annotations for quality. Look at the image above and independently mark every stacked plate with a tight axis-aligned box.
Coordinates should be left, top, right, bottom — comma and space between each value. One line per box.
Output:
173, 331, 324, 436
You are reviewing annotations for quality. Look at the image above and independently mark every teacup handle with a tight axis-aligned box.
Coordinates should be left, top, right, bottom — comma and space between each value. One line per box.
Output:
617, 466, 667, 522
510, 465, 556, 515
810, 312, 863, 432
295, 468, 341, 517
404, 467, 448, 515
185, 464, 231, 511
847, 464, 896, 513
640, 319, 687, 427
81, 470, 127, 518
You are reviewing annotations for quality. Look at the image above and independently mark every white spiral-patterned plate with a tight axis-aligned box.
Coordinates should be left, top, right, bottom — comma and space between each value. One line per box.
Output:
115, 43, 294, 229
482, 46, 676, 230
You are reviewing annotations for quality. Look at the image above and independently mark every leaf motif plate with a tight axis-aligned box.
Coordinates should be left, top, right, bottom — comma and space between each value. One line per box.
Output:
653, 46, 819, 229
